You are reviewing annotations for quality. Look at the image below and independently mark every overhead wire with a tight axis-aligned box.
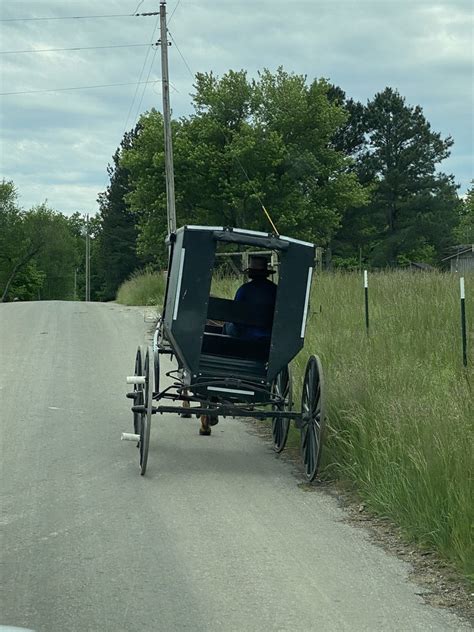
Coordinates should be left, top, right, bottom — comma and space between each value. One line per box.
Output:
0, 14, 138, 22
168, 0, 182, 25
167, 30, 194, 81
131, 40, 159, 128
0, 2, 163, 138
0, 43, 151, 55
132, 0, 145, 14
122, 13, 160, 135
0, 80, 159, 97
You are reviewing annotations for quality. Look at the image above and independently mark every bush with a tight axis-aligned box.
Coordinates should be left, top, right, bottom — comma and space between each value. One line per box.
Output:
116, 268, 166, 306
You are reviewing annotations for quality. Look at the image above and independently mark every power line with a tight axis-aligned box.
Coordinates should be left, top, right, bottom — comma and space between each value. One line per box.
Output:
122, 14, 160, 135
132, 45, 159, 128
168, 0, 182, 25
0, 12, 159, 23
0, 80, 160, 97
167, 29, 194, 80
132, 0, 145, 13
0, 14, 136, 22
0, 43, 151, 55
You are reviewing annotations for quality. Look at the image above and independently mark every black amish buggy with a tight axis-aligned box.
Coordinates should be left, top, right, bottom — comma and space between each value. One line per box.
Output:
124, 225, 326, 481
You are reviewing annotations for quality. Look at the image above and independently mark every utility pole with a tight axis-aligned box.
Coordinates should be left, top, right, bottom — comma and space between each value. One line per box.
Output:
85, 214, 90, 302
159, 0, 177, 235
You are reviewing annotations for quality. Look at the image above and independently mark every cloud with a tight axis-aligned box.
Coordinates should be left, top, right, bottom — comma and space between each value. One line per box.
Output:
1, 0, 472, 217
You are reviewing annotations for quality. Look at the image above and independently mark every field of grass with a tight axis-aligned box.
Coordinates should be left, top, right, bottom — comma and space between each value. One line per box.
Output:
298, 271, 473, 580
117, 269, 473, 578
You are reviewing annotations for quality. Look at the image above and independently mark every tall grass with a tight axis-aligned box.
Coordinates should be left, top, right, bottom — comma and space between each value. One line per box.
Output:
116, 269, 166, 306
295, 271, 473, 579
117, 268, 473, 577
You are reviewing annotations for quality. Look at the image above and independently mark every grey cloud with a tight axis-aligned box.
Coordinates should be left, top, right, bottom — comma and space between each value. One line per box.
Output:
1, 0, 472, 215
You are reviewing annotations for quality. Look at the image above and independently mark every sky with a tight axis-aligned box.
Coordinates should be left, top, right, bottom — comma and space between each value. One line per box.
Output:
1, 0, 473, 216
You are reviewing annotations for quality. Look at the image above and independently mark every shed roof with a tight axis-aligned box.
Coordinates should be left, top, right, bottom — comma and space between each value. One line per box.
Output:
408, 261, 435, 270
442, 244, 474, 261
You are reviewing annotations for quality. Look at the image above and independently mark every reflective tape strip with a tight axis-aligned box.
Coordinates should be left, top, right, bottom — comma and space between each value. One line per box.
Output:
231, 228, 270, 237
186, 225, 224, 231
301, 267, 313, 338
173, 248, 186, 321
460, 277, 465, 299
280, 235, 314, 248
364, 270, 368, 288
207, 386, 255, 396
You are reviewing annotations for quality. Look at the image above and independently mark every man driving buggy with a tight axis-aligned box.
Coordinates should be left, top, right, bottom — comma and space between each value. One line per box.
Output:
200, 255, 277, 435
223, 254, 277, 340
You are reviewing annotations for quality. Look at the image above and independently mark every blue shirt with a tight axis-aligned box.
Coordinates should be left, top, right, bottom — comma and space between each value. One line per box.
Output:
225, 278, 277, 340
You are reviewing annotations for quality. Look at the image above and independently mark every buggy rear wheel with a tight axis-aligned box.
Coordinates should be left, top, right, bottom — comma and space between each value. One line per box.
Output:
300, 355, 325, 482
132, 346, 146, 435
271, 365, 292, 453
139, 346, 154, 476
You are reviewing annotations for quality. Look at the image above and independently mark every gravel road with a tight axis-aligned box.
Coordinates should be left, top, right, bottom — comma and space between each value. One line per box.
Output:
0, 301, 470, 632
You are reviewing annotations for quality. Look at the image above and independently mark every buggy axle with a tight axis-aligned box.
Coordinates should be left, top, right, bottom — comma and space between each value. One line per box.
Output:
131, 403, 302, 421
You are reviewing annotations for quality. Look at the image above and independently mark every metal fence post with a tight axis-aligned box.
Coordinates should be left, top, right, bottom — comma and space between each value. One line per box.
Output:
364, 270, 369, 335
460, 277, 467, 367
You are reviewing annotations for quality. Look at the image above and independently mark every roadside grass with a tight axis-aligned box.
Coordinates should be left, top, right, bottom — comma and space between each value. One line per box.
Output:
117, 269, 473, 578
116, 269, 166, 306
294, 271, 473, 580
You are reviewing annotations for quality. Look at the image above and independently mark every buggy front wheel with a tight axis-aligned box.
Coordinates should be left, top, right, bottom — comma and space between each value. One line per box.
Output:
300, 355, 326, 482
271, 365, 292, 453
139, 346, 154, 476
132, 346, 146, 435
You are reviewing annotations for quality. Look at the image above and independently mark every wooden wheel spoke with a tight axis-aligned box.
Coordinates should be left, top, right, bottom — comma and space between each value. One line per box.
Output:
300, 356, 326, 482
272, 366, 292, 453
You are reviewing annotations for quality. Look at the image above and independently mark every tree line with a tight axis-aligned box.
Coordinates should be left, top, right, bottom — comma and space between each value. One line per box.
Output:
1, 68, 472, 302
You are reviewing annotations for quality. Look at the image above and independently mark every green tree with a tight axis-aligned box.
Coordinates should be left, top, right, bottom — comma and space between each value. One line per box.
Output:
120, 111, 169, 266
22, 205, 79, 300
0, 181, 89, 302
121, 68, 368, 262
96, 128, 143, 300
454, 182, 474, 243
362, 88, 458, 265
251, 69, 368, 242
0, 181, 44, 302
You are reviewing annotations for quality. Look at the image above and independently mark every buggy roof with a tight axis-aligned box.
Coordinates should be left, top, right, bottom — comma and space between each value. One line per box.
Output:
174, 225, 314, 250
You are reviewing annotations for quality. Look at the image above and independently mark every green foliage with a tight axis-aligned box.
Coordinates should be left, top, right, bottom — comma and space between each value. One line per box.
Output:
110, 71, 464, 272
0, 180, 90, 302
121, 68, 368, 263
8, 262, 46, 301
454, 181, 474, 243
120, 110, 169, 266
23, 205, 79, 300
96, 127, 143, 300
116, 268, 166, 306
332, 88, 461, 267
364, 89, 458, 264
0, 180, 43, 301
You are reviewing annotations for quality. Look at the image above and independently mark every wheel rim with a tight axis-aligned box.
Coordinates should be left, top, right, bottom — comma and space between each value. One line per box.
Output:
153, 348, 160, 396
133, 347, 144, 435
139, 347, 154, 475
300, 356, 325, 482
272, 366, 292, 453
